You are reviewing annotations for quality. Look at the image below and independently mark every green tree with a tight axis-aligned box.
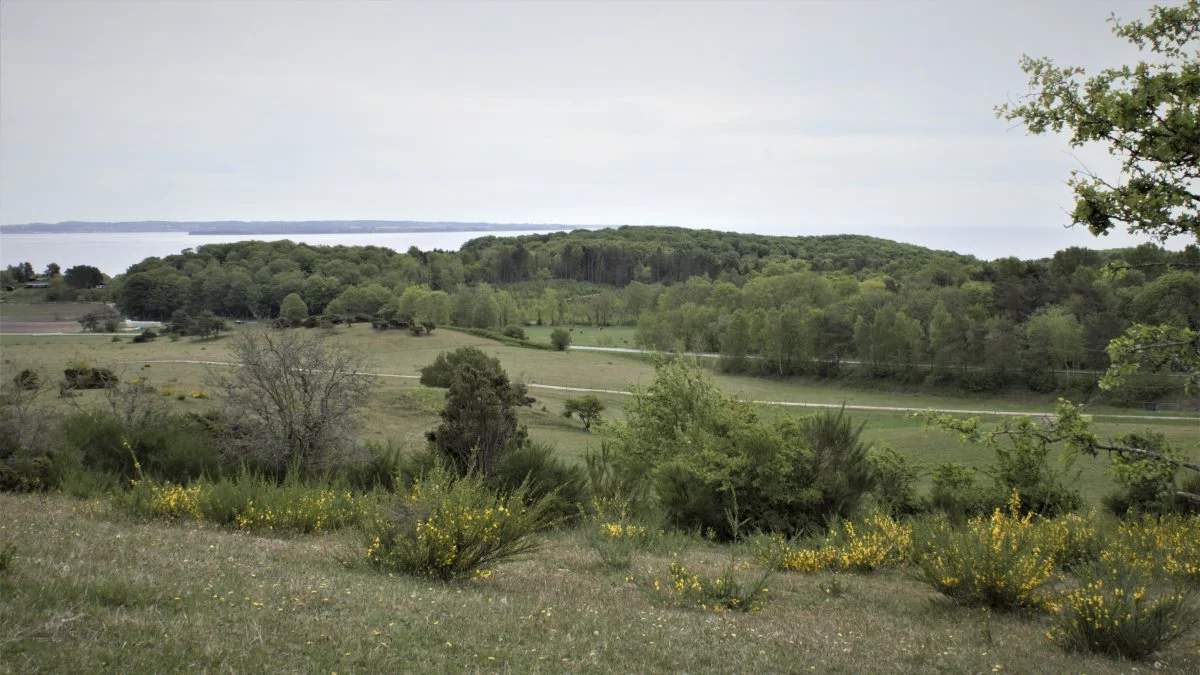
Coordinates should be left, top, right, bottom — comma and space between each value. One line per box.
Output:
550, 327, 571, 351
426, 349, 528, 475
63, 265, 103, 289
279, 292, 309, 327
562, 395, 605, 431
415, 290, 451, 333
997, 1, 1200, 401
996, 1, 1199, 243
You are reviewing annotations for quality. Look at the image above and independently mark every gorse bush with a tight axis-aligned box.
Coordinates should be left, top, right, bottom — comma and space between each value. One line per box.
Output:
915, 493, 1057, 610
649, 560, 772, 613
1102, 513, 1200, 586
119, 474, 377, 533
363, 467, 551, 581
756, 513, 914, 573
586, 519, 652, 570
1032, 510, 1102, 573
1048, 563, 1199, 661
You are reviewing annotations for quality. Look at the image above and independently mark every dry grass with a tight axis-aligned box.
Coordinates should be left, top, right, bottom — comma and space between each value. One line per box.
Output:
2, 494, 1197, 673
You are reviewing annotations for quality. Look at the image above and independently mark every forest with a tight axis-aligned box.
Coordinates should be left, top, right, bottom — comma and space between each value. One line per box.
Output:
8, 226, 1195, 401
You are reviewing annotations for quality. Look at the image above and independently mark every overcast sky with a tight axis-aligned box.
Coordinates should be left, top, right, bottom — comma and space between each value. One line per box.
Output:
0, 0, 1190, 259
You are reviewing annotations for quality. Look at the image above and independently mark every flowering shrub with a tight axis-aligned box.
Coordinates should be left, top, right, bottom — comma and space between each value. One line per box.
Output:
649, 560, 771, 613
586, 520, 652, 570
1032, 510, 1101, 572
363, 468, 550, 581
1102, 513, 1200, 586
1048, 564, 1199, 660
915, 493, 1057, 610
121, 476, 375, 533
754, 514, 913, 573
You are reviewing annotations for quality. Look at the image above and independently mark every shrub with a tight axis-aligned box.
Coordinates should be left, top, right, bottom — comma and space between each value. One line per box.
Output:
1102, 513, 1200, 586
60, 411, 222, 484
420, 347, 503, 388
120, 474, 377, 533
868, 446, 928, 516
648, 560, 772, 613
502, 324, 527, 340
12, 369, 39, 391
1033, 510, 1102, 572
1048, 563, 1199, 661
586, 520, 652, 570
1103, 431, 1188, 516
490, 441, 585, 525
550, 327, 571, 351
915, 493, 1058, 610
755, 513, 913, 573
930, 462, 997, 520
62, 366, 117, 390
610, 362, 875, 539
363, 468, 551, 581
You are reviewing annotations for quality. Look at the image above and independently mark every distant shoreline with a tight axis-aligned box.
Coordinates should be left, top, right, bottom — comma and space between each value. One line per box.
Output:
0, 221, 587, 235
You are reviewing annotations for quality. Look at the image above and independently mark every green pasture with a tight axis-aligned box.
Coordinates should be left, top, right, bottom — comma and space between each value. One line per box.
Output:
3, 326, 1195, 508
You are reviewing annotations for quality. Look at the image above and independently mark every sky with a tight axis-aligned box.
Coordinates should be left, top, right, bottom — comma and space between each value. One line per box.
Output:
0, 0, 1191, 259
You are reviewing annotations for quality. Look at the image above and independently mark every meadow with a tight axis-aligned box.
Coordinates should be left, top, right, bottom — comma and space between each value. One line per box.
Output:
1, 324, 1195, 492
2, 325, 1198, 672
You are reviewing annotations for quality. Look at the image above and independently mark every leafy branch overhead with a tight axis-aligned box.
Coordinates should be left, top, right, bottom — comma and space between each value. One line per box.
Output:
996, 1, 1199, 243
917, 399, 1200, 507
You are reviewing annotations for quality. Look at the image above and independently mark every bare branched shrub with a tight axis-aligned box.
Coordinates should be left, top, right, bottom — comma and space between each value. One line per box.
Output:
210, 329, 376, 478
1, 366, 63, 490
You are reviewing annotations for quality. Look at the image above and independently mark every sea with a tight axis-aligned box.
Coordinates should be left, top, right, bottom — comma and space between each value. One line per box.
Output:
0, 230, 564, 277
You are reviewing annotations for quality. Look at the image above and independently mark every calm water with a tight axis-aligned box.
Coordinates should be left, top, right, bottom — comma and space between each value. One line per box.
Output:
0, 230, 563, 276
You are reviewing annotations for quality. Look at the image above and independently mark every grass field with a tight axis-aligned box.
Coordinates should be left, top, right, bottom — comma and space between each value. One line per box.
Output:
523, 324, 641, 348
2, 324, 1196, 502
4, 494, 1198, 673
3, 321, 1200, 671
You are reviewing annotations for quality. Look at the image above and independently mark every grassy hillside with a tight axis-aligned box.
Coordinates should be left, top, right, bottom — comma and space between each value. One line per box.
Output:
3, 494, 1197, 673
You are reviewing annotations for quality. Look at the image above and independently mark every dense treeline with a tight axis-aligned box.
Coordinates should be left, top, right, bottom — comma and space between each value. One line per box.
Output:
87, 226, 1200, 397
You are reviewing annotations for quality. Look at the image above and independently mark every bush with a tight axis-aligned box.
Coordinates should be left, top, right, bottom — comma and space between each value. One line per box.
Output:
426, 348, 530, 475
502, 324, 527, 340
60, 411, 222, 484
868, 446, 928, 516
1102, 513, 1200, 586
914, 494, 1058, 610
363, 468, 551, 581
611, 362, 875, 539
12, 369, 39, 391
119, 473, 377, 533
420, 347, 502, 388
756, 513, 914, 573
62, 366, 117, 390
550, 327, 571, 351
1102, 431, 1188, 516
1048, 563, 1199, 661
490, 441, 585, 525
585, 520, 652, 570
648, 560, 772, 613
930, 462, 998, 520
